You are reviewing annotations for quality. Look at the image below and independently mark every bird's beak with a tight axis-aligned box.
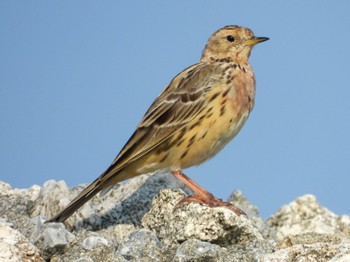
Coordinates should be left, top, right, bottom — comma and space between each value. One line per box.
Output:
245, 37, 269, 46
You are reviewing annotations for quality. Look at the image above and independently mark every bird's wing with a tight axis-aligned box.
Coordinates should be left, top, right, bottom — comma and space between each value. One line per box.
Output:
99, 62, 221, 180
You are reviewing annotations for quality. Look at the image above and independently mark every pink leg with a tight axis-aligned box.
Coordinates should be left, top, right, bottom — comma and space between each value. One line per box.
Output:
171, 170, 246, 216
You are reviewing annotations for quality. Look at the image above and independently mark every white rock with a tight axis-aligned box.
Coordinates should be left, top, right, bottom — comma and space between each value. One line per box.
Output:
142, 189, 263, 247
82, 236, 108, 250
0, 224, 43, 261
266, 195, 350, 241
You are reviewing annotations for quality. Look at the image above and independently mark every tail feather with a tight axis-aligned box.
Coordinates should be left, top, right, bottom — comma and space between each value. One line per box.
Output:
46, 164, 137, 223
46, 179, 103, 223
99, 185, 115, 197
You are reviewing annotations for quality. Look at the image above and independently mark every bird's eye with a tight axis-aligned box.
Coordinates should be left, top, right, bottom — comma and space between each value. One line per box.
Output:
226, 35, 235, 42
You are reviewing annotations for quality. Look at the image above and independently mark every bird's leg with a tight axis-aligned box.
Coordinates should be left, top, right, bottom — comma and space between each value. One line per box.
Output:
171, 170, 246, 216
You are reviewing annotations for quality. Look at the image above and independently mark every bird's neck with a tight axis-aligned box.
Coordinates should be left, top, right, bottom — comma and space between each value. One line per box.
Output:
200, 55, 249, 66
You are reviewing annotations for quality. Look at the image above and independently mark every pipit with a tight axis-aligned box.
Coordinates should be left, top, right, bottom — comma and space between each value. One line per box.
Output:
47, 25, 268, 223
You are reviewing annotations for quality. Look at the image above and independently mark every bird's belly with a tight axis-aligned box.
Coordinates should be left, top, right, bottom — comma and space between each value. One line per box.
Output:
136, 104, 251, 175
177, 108, 250, 169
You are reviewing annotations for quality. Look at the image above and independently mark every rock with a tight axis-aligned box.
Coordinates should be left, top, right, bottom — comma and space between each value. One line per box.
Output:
0, 223, 44, 261
1, 177, 350, 261
117, 229, 165, 261
262, 195, 350, 262
173, 239, 221, 261
28, 216, 75, 259
81, 235, 109, 250
264, 239, 350, 262
265, 194, 350, 241
30, 173, 191, 229
142, 189, 263, 247
0, 181, 40, 232
41, 223, 75, 249
228, 189, 265, 232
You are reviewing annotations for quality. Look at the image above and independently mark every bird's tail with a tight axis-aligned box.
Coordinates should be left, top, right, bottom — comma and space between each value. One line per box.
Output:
45, 176, 105, 223
46, 165, 136, 223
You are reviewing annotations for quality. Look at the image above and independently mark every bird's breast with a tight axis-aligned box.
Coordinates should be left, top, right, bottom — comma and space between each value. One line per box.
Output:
170, 70, 255, 169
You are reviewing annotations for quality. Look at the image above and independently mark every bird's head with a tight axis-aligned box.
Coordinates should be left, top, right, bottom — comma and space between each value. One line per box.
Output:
201, 25, 269, 63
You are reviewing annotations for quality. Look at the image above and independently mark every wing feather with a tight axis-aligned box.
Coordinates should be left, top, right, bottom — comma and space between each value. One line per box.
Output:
100, 62, 220, 180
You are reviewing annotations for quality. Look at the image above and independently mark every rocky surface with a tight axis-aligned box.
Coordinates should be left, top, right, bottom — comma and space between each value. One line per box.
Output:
1, 173, 350, 261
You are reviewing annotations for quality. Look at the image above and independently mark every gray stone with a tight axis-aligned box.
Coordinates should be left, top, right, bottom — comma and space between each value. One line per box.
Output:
81, 235, 109, 250
173, 239, 220, 261
73, 258, 94, 262
117, 229, 165, 261
41, 223, 75, 249
29, 217, 75, 249
228, 189, 265, 232
0, 181, 40, 235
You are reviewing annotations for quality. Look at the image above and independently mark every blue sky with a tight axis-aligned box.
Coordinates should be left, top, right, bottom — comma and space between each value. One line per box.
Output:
1, 1, 349, 218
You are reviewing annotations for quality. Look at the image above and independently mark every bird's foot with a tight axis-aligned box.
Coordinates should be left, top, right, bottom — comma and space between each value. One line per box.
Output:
176, 193, 246, 216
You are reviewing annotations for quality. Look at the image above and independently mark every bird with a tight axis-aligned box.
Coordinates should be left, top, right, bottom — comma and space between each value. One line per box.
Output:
46, 25, 268, 223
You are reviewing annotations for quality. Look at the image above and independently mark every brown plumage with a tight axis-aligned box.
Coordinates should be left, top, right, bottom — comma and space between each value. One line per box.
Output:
47, 25, 268, 223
